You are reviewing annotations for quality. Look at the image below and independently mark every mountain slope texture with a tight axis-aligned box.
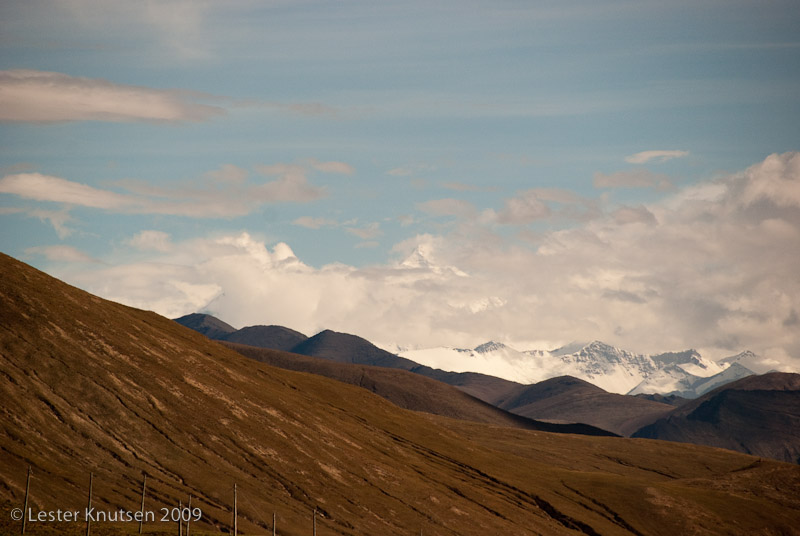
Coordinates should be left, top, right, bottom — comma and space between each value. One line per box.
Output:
222, 341, 615, 437
633, 373, 800, 464
2, 252, 800, 535
494, 376, 675, 437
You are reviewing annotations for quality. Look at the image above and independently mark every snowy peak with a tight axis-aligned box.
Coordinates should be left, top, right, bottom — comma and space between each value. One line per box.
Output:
474, 341, 508, 354
651, 349, 702, 366
398, 338, 769, 397
719, 350, 757, 365
399, 244, 468, 277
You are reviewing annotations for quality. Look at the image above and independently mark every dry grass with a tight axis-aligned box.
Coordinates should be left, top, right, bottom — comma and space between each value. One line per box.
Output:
2, 252, 799, 536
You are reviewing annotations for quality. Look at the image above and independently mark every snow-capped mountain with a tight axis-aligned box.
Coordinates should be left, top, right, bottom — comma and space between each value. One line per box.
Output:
399, 341, 758, 396
627, 350, 753, 398
401, 343, 576, 385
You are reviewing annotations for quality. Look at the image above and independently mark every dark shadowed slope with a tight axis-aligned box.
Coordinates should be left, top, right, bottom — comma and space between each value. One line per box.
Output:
290, 329, 420, 369
223, 341, 616, 436
633, 372, 800, 463
174, 313, 310, 352
173, 312, 236, 339
3, 252, 800, 536
495, 376, 675, 437
409, 365, 524, 403
222, 324, 308, 351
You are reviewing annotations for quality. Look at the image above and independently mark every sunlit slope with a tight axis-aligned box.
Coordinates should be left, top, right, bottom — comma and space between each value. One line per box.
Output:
222, 341, 616, 436
1, 252, 799, 536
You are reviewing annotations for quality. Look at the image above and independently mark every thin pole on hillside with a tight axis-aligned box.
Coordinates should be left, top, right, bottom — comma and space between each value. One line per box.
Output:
186, 494, 192, 536
178, 500, 183, 536
273, 512, 276, 536
85, 472, 93, 536
138, 474, 146, 535
233, 483, 238, 536
312, 507, 316, 536
21, 466, 31, 535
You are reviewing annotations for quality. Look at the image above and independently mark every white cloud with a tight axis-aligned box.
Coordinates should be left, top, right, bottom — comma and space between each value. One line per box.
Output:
292, 216, 340, 229
127, 230, 173, 252
0, 160, 343, 217
0, 207, 25, 215
736, 151, 800, 208
0, 70, 223, 123
387, 167, 414, 177
593, 168, 674, 190
50, 153, 800, 364
495, 190, 551, 224
0, 173, 131, 208
57, 0, 214, 60
252, 172, 326, 203
25, 245, 99, 263
611, 205, 657, 225
29, 208, 75, 238
441, 182, 484, 192
624, 150, 689, 164
345, 222, 382, 240
206, 164, 248, 184
417, 198, 477, 218
309, 160, 355, 175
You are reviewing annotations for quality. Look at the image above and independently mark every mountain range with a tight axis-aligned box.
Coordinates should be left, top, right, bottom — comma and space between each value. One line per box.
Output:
399, 341, 760, 396
175, 313, 800, 459
634, 372, 800, 464
3, 252, 800, 535
175, 315, 760, 399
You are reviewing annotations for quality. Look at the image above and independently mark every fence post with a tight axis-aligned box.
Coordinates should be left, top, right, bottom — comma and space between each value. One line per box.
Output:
233, 483, 238, 536
85, 472, 93, 536
21, 466, 31, 535
273, 512, 276, 536
138, 474, 146, 535
312, 507, 316, 536
186, 494, 192, 536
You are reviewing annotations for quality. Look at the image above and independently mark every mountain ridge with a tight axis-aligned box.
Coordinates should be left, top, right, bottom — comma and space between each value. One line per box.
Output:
633, 372, 800, 463
4, 252, 800, 534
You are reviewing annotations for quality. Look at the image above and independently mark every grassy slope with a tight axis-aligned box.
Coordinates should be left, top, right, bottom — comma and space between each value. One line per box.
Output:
2, 252, 799, 536
494, 376, 675, 436
222, 341, 616, 436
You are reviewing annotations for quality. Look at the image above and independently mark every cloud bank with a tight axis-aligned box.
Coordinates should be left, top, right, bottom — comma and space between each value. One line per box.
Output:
624, 150, 690, 164
44, 153, 800, 368
0, 70, 224, 123
0, 160, 348, 219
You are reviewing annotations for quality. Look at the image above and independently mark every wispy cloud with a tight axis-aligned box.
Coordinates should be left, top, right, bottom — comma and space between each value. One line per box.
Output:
417, 198, 477, 219
611, 205, 657, 225
593, 169, 674, 190
61, 154, 800, 364
0, 160, 345, 217
441, 182, 488, 192
292, 216, 341, 229
0, 70, 224, 123
308, 159, 355, 175
25, 245, 100, 263
345, 222, 382, 240
126, 230, 173, 253
0, 173, 132, 208
624, 150, 689, 164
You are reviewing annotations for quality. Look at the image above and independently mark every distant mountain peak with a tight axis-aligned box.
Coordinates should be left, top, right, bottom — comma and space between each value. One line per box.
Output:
474, 341, 508, 353
174, 312, 236, 339
399, 245, 468, 277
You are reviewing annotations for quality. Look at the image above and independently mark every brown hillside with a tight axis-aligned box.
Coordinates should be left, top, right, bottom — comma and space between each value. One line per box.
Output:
222, 341, 615, 436
2, 252, 800, 535
633, 372, 800, 463
495, 376, 675, 436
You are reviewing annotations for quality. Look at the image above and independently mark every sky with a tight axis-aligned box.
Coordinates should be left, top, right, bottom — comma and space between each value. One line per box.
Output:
1, 0, 799, 367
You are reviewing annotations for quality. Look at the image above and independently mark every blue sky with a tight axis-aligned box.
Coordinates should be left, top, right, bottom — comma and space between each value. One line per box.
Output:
1, 1, 799, 364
